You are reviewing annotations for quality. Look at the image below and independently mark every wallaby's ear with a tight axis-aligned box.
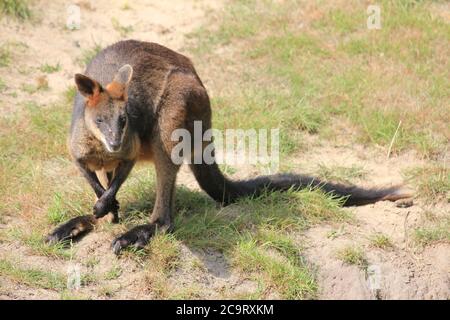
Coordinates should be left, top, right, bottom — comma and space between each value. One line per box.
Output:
106, 64, 133, 100
74, 74, 103, 107
114, 64, 133, 86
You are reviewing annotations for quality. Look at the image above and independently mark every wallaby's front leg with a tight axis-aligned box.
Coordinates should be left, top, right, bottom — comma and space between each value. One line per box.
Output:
76, 160, 107, 198
95, 169, 119, 223
93, 160, 135, 218
46, 160, 133, 244
112, 152, 178, 254
46, 160, 108, 244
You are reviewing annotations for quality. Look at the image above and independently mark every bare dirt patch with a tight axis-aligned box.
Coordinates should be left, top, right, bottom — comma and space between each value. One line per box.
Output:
298, 146, 449, 299
0, 0, 222, 113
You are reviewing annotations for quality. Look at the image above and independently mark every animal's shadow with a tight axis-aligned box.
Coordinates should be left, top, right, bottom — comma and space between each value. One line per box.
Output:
120, 185, 234, 279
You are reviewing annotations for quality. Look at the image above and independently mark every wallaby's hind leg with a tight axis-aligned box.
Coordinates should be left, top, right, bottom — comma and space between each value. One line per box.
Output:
111, 75, 200, 254
149, 144, 179, 229
112, 146, 178, 254
95, 169, 119, 223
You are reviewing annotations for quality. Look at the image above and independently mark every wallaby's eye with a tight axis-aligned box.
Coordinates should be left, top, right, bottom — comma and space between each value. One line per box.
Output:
119, 115, 127, 127
96, 117, 103, 124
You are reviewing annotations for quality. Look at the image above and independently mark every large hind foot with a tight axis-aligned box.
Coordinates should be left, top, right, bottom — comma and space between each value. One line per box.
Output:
111, 222, 172, 255
45, 215, 96, 244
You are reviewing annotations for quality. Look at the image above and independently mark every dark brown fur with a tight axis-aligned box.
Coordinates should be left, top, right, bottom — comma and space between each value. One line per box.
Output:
46, 40, 411, 253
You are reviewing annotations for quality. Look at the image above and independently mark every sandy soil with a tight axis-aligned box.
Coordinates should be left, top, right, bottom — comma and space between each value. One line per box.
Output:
291, 143, 449, 299
0, 0, 222, 112
0, 0, 448, 300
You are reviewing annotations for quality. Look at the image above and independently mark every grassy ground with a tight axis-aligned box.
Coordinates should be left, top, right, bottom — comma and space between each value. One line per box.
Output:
0, 0, 449, 299
0, 0, 31, 20
190, 0, 449, 159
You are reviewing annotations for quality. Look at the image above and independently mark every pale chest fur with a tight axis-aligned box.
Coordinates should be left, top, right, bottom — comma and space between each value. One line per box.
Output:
69, 117, 142, 171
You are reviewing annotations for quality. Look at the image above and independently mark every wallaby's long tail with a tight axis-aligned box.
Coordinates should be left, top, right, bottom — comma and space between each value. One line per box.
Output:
190, 162, 411, 206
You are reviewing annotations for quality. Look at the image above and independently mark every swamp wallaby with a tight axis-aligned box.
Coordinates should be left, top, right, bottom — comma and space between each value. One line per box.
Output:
46, 40, 410, 254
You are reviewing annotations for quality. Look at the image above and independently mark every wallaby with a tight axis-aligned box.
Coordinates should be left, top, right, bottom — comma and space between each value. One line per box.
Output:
46, 40, 410, 254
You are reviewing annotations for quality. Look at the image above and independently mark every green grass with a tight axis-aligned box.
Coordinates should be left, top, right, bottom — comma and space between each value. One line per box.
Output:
174, 187, 348, 251
142, 233, 181, 298
0, 89, 76, 261
39, 63, 61, 74
316, 164, 368, 184
6, 227, 73, 259
232, 236, 316, 299
150, 233, 181, 268
168, 286, 203, 300
0, 77, 7, 92
0, 0, 31, 20
117, 167, 346, 298
64, 86, 77, 102
60, 291, 91, 300
406, 165, 449, 201
77, 44, 102, 67
414, 218, 450, 246
46, 190, 91, 225
189, 0, 449, 158
0, 259, 65, 290
81, 273, 97, 286
21, 80, 49, 94
104, 265, 123, 280
111, 17, 134, 37
0, 44, 12, 67
0, 41, 28, 69
172, 187, 346, 298
97, 285, 120, 298
47, 192, 70, 224
370, 233, 394, 249
326, 226, 346, 240
336, 246, 368, 270
315, 7, 363, 34
85, 257, 100, 269
1, 101, 71, 158
121, 1, 131, 10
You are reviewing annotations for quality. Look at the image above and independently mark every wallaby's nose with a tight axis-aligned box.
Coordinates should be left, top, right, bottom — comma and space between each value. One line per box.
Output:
108, 140, 121, 152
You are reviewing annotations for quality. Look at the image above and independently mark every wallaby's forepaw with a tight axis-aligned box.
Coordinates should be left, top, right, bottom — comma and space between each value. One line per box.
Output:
93, 197, 119, 218
45, 215, 96, 244
111, 224, 158, 255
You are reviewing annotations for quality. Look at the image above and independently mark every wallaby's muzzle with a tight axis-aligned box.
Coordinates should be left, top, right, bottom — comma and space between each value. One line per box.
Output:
106, 135, 123, 152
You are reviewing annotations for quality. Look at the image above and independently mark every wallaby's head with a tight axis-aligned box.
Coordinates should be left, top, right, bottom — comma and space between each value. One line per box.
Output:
75, 65, 133, 153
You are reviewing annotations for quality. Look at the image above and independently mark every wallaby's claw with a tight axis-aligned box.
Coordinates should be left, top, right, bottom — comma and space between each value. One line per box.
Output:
93, 197, 119, 218
45, 215, 96, 244
111, 224, 157, 255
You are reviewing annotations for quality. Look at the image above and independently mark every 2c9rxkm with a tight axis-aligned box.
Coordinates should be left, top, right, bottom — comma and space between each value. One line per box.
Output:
220, 304, 274, 315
